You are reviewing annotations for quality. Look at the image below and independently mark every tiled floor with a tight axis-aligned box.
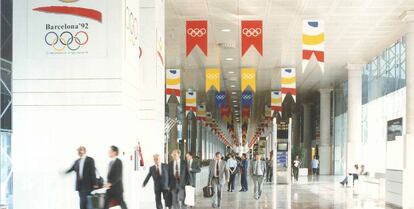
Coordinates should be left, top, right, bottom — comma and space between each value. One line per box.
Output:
191, 176, 388, 209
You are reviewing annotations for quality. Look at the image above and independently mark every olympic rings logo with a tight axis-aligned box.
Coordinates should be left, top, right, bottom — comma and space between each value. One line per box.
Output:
242, 28, 262, 37
187, 28, 206, 38
216, 95, 225, 100
125, 7, 139, 46
206, 74, 219, 79
242, 95, 252, 100
44, 31, 88, 51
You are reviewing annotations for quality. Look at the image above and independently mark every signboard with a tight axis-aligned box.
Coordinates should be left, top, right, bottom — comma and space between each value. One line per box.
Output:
28, 0, 107, 57
277, 120, 289, 139
277, 152, 287, 168
387, 118, 403, 141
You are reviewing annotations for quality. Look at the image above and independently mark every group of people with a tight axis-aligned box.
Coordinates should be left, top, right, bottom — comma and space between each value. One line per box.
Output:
340, 164, 368, 186
65, 146, 128, 209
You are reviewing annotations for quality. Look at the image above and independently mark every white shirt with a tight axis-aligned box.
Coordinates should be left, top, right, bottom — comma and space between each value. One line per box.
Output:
188, 159, 193, 171
214, 160, 221, 177
79, 156, 86, 178
311, 159, 319, 169
293, 160, 300, 168
226, 158, 237, 168
254, 161, 264, 176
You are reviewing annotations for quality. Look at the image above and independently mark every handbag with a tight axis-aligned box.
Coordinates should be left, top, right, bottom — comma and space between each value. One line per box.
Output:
184, 185, 195, 206
203, 186, 214, 198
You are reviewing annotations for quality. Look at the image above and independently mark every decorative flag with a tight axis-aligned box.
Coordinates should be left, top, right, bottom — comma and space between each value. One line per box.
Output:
281, 68, 296, 102
215, 91, 226, 108
271, 91, 282, 116
205, 68, 220, 92
241, 20, 263, 56
241, 91, 253, 107
265, 105, 272, 118
241, 68, 256, 92
186, 20, 208, 56
197, 104, 206, 120
302, 20, 325, 72
220, 106, 231, 122
185, 91, 197, 116
242, 106, 251, 120
166, 69, 181, 103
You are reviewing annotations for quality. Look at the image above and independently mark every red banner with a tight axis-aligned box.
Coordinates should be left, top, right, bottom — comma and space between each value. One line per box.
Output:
186, 20, 208, 56
241, 20, 263, 56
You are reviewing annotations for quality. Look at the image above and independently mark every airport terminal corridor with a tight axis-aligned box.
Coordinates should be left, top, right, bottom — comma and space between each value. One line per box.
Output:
2, 0, 414, 209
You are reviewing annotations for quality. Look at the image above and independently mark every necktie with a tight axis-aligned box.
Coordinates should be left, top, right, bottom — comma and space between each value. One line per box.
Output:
175, 161, 180, 179
156, 166, 160, 177
256, 161, 259, 175
215, 161, 219, 177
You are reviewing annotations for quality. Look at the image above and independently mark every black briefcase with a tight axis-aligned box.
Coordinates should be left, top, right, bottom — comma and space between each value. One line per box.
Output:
87, 193, 105, 209
203, 186, 214, 198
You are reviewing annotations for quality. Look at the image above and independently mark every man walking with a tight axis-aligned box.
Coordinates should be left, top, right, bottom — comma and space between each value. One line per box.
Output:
250, 153, 266, 200
239, 153, 249, 192
143, 154, 169, 209
185, 152, 201, 187
104, 146, 128, 209
65, 146, 97, 209
208, 152, 229, 208
311, 156, 319, 176
168, 149, 188, 209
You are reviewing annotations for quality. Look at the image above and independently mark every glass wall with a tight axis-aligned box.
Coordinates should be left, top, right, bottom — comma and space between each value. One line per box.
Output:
333, 81, 348, 175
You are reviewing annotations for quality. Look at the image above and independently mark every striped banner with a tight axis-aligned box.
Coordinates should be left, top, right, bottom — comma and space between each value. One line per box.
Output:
185, 91, 197, 116
166, 69, 181, 103
271, 91, 282, 116
196, 104, 206, 120
281, 68, 296, 103
302, 20, 324, 72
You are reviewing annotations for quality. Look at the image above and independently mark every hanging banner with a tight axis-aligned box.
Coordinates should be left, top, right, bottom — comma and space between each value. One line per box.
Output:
241, 68, 256, 92
28, 0, 107, 57
241, 91, 253, 107
281, 68, 296, 103
242, 106, 251, 120
215, 91, 226, 108
241, 20, 263, 56
220, 106, 231, 122
265, 105, 272, 118
186, 20, 208, 56
302, 20, 325, 72
166, 69, 181, 103
196, 104, 206, 120
185, 91, 197, 116
271, 91, 282, 116
205, 68, 220, 92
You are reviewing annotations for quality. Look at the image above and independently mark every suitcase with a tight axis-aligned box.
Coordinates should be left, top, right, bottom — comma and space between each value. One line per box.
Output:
203, 186, 214, 198
87, 193, 105, 209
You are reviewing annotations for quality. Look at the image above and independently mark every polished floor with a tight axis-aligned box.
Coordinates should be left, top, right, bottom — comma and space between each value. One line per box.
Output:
144, 175, 391, 209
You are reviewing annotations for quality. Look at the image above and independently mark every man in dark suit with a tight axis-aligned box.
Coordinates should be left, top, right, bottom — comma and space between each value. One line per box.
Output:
239, 153, 249, 192
104, 146, 128, 209
185, 152, 201, 187
143, 154, 170, 209
168, 149, 188, 209
65, 146, 97, 209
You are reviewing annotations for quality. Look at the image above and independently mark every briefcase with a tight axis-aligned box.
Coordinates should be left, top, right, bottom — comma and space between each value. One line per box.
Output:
87, 193, 105, 209
203, 186, 214, 198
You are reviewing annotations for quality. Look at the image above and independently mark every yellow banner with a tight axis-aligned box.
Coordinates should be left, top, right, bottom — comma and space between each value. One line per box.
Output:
205, 68, 220, 92
241, 68, 256, 92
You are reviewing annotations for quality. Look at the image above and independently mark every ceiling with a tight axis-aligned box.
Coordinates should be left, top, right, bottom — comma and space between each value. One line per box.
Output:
164, 0, 414, 144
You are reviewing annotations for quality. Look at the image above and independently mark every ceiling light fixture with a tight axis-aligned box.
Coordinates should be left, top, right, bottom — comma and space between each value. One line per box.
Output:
225, 58, 234, 61
221, 29, 231, 32
228, 71, 235, 74
230, 85, 236, 88
232, 92, 237, 94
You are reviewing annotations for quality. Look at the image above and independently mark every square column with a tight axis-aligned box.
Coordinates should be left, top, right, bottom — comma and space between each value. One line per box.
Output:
319, 89, 332, 175
346, 64, 364, 173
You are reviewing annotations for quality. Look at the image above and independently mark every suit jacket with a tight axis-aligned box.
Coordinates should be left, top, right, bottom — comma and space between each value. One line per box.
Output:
208, 160, 229, 185
143, 163, 169, 192
168, 160, 188, 190
66, 156, 97, 192
240, 159, 249, 175
250, 160, 266, 176
186, 159, 201, 187
107, 158, 124, 194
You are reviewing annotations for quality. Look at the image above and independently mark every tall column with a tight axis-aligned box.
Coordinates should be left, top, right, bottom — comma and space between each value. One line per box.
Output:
302, 103, 313, 169
402, 11, 414, 208
319, 89, 332, 175
292, 113, 301, 147
168, 102, 178, 161
346, 64, 364, 172
190, 117, 197, 155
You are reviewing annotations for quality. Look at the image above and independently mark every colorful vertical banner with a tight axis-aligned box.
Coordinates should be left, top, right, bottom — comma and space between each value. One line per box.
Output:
271, 91, 282, 116
281, 68, 296, 103
185, 91, 197, 116
265, 105, 272, 118
205, 68, 220, 92
241, 20, 263, 56
215, 91, 226, 108
241, 91, 253, 107
302, 20, 325, 72
241, 68, 256, 92
186, 20, 208, 56
166, 69, 181, 103
220, 106, 231, 122
196, 104, 206, 120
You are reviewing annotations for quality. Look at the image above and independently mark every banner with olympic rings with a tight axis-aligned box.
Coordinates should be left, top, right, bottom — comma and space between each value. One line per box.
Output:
205, 68, 220, 92
241, 20, 263, 56
281, 68, 296, 103
302, 20, 325, 72
241, 68, 256, 92
28, 0, 107, 57
186, 20, 208, 56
